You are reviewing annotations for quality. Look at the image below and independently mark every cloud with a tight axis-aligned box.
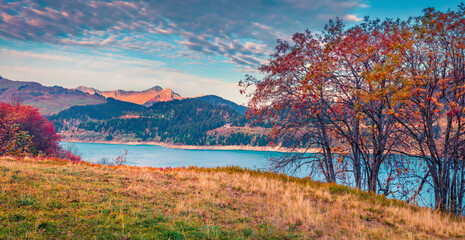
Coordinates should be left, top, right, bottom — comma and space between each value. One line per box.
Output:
59, 34, 117, 47
0, 48, 246, 104
344, 14, 363, 22
0, 0, 365, 70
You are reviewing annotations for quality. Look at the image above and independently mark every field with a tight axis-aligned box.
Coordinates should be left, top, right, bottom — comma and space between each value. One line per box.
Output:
0, 157, 464, 239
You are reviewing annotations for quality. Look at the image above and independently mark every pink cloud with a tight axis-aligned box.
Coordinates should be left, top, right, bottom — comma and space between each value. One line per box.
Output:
344, 14, 363, 22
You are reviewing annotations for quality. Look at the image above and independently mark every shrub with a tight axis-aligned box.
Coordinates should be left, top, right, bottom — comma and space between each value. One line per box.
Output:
0, 102, 80, 161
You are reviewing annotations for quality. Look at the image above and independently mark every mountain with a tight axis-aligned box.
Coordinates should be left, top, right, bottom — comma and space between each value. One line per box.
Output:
76, 98, 244, 145
48, 98, 146, 122
195, 95, 248, 115
76, 85, 182, 106
51, 98, 263, 146
0, 76, 106, 115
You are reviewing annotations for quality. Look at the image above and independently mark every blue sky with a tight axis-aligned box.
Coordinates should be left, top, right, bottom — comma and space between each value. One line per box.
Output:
0, 0, 462, 105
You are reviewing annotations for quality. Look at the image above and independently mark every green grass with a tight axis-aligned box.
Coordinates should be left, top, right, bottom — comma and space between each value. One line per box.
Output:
0, 157, 464, 239
0, 159, 297, 239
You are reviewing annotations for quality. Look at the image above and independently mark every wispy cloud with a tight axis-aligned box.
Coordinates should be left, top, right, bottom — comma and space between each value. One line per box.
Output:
0, 0, 365, 70
0, 0, 371, 104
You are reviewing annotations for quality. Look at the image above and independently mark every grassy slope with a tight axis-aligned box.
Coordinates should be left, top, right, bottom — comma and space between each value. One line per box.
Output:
0, 157, 464, 239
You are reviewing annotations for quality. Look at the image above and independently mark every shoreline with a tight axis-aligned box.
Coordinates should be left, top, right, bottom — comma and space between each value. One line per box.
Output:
62, 138, 314, 153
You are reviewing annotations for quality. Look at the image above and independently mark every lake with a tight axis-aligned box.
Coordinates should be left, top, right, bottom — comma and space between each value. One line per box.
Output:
59, 142, 305, 175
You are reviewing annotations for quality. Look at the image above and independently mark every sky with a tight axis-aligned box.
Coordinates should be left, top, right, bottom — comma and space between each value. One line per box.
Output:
0, 0, 462, 105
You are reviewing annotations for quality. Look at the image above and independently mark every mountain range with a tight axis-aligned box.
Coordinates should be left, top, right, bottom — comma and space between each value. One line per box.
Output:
0, 76, 262, 146
75, 85, 182, 106
75, 87, 248, 114
0, 76, 248, 116
49, 97, 263, 146
0, 76, 106, 115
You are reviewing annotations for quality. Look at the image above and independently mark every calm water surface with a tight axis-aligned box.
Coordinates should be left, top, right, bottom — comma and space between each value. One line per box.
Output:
60, 142, 296, 174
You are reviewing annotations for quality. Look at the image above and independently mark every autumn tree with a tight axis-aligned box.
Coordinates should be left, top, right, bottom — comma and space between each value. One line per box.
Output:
241, 30, 338, 183
241, 18, 412, 195
14, 104, 61, 155
0, 103, 33, 156
392, 5, 465, 213
242, 5, 465, 213
324, 18, 412, 193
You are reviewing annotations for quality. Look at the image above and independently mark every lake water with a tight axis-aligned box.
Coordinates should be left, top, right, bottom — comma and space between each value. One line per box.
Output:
60, 142, 298, 175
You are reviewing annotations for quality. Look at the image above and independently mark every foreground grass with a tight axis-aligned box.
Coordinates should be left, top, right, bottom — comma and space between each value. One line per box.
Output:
0, 157, 464, 239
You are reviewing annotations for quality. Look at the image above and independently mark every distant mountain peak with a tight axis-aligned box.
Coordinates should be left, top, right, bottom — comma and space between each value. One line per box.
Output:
0, 78, 106, 115
148, 86, 163, 91
193, 94, 206, 98
76, 86, 101, 95
75, 85, 182, 106
194, 94, 248, 115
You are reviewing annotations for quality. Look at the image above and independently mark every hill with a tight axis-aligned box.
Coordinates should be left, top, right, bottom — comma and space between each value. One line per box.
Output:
1, 156, 463, 239
195, 95, 248, 115
48, 98, 146, 122
73, 98, 255, 145
0, 76, 106, 115
76, 85, 182, 106
50, 98, 268, 146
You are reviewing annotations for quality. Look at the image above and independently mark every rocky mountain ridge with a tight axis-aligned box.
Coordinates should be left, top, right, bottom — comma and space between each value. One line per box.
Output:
76, 85, 182, 106
0, 76, 247, 116
0, 76, 106, 115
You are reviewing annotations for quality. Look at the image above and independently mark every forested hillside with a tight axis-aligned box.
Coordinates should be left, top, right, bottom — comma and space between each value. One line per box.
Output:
195, 95, 248, 115
49, 98, 146, 122
50, 98, 268, 146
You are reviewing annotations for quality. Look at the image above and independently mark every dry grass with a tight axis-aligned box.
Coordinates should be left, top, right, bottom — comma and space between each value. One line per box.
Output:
0, 157, 464, 239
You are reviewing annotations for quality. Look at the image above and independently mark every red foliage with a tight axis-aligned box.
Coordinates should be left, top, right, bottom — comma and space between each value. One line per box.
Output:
241, 4, 465, 213
57, 149, 81, 162
14, 104, 61, 155
0, 102, 79, 161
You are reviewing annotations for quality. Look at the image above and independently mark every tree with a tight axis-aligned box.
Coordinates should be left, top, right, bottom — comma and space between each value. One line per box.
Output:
241, 5, 465, 213
391, 5, 465, 213
241, 19, 409, 193
323, 18, 410, 193
0, 102, 79, 161
241, 30, 338, 183
0, 103, 33, 156
15, 104, 60, 155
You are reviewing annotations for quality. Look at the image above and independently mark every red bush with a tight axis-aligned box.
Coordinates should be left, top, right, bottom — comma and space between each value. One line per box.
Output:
14, 104, 61, 155
0, 102, 79, 161
56, 149, 81, 162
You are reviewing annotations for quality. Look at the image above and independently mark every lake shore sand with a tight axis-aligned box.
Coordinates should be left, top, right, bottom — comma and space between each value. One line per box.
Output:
62, 138, 315, 153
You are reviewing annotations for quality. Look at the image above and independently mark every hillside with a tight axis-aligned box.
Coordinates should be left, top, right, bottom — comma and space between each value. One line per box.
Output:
1, 157, 464, 239
77, 99, 249, 145
48, 98, 146, 122
0, 76, 106, 115
195, 95, 248, 115
76, 85, 182, 106
50, 98, 268, 146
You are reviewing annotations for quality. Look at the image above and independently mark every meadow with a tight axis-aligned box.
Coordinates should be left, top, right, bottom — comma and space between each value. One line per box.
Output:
1, 157, 464, 239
